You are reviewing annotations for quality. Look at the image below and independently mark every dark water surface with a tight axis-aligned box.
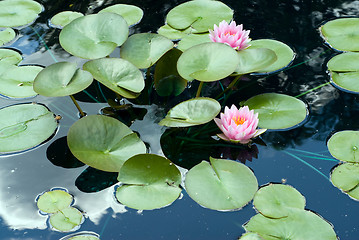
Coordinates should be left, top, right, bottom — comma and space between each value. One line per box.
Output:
1, 0, 359, 239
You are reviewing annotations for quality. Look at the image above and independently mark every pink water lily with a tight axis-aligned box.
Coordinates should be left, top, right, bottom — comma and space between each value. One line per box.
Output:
214, 105, 266, 144
209, 20, 251, 50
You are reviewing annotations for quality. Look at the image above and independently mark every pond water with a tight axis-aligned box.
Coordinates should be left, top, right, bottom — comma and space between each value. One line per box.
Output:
1, 0, 359, 239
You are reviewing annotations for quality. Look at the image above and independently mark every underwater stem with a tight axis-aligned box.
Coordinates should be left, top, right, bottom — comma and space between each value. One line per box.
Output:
295, 82, 331, 98
216, 75, 241, 99
196, 81, 204, 97
70, 95, 86, 118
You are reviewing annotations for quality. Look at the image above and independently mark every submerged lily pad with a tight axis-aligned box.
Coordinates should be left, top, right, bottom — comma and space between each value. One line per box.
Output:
166, 0, 233, 33
0, 0, 42, 27
177, 42, 239, 81
50, 11, 84, 28
120, 33, 174, 69
0, 48, 22, 65
49, 207, 83, 232
99, 4, 143, 26
185, 157, 258, 210
320, 18, 359, 52
331, 163, 359, 200
0, 28, 16, 46
37, 190, 73, 213
159, 97, 221, 127
116, 154, 182, 210
60, 13, 129, 59
244, 93, 307, 130
328, 130, 359, 163
177, 33, 211, 52
67, 115, 146, 172
0, 103, 58, 154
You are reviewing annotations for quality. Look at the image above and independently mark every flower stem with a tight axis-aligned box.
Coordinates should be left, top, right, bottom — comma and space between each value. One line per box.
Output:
70, 95, 86, 117
295, 82, 331, 98
216, 75, 241, 99
196, 81, 204, 97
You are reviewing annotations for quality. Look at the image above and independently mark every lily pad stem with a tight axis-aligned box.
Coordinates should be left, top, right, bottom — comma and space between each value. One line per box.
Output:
295, 82, 331, 98
196, 81, 204, 97
70, 95, 86, 118
216, 75, 242, 99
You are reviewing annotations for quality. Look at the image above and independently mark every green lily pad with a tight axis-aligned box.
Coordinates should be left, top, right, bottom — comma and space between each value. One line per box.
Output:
185, 157, 258, 211
157, 24, 194, 40
249, 39, 294, 73
177, 33, 211, 52
166, 0, 233, 33
320, 18, 359, 52
244, 93, 308, 130
331, 163, 359, 200
177, 42, 239, 81
37, 189, 73, 213
68, 236, 99, 240
154, 48, 187, 96
253, 184, 306, 219
83, 58, 144, 98
59, 13, 129, 59
328, 130, 359, 163
116, 154, 182, 210
120, 33, 174, 69
0, 64, 43, 98
67, 115, 146, 172
0, 103, 58, 154
330, 71, 359, 93
50, 11, 84, 28
0, 0, 42, 27
0, 28, 16, 46
239, 233, 264, 240
159, 97, 221, 127
234, 48, 278, 75
33, 62, 93, 97
0, 48, 22, 65
62, 232, 100, 240
49, 207, 83, 232
99, 4, 143, 26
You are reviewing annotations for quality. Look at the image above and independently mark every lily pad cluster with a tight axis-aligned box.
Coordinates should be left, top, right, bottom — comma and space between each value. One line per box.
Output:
240, 184, 337, 239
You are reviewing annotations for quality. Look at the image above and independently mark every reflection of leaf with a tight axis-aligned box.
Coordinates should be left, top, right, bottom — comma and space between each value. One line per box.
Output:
75, 166, 118, 193
100, 103, 147, 127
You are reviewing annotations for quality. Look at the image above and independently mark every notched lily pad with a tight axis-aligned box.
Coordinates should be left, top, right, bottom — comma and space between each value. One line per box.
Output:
234, 48, 277, 75
37, 189, 73, 213
0, 0, 43, 27
328, 130, 359, 163
0, 48, 22, 65
331, 163, 359, 200
157, 24, 194, 40
0, 28, 16, 46
99, 4, 144, 26
49, 207, 83, 232
50, 11, 84, 28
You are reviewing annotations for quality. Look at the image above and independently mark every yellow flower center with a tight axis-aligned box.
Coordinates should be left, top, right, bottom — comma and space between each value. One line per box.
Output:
233, 116, 246, 125
225, 31, 235, 36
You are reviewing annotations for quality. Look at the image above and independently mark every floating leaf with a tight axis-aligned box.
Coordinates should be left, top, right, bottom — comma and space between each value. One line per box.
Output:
331, 163, 359, 200
99, 4, 143, 26
234, 48, 277, 75
177, 33, 211, 52
249, 39, 294, 73
159, 97, 221, 127
67, 115, 146, 172
120, 33, 174, 69
330, 72, 359, 94
157, 24, 194, 40
166, 0, 233, 33
185, 157, 258, 211
60, 232, 100, 240
0, 48, 22, 65
0, 0, 42, 27
49, 207, 83, 232
177, 42, 239, 81
60, 13, 129, 59
0, 103, 58, 154
239, 233, 264, 240
116, 154, 182, 210
328, 130, 359, 163
253, 184, 306, 218
0, 28, 16, 46
50, 11, 84, 28
244, 93, 307, 130
320, 18, 359, 52
37, 190, 73, 213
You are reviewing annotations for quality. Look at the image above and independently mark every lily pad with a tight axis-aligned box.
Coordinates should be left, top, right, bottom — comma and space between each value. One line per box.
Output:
120, 33, 174, 69
320, 18, 359, 52
244, 93, 308, 130
99, 4, 143, 26
83, 58, 144, 98
0, 0, 42, 27
177, 42, 239, 81
177, 33, 211, 52
253, 184, 306, 218
184, 157, 258, 211
49, 207, 83, 232
331, 163, 359, 200
159, 97, 221, 127
0, 48, 22, 65
328, 130, 359, 163
67, 115, 146, 172
60, 232, 100, 240
330, 72, 359, 94
59, 13, 129, 59
37, 189, 73, 213
0, 103, 58, 154
116, 154, 182, 210
157, 24, 194, 40
0, 28, 16, 46
249, 39, 294, 74
0, 64, 43, 98
50, 11, 84, 28
239, 233, 264, 240
166, 0, 233, 33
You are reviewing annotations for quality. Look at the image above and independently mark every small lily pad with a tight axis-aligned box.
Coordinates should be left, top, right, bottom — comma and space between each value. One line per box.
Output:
60, 13, 129, 59
244, 93, 308, 130
234, 48, 277, 75
116, 154, 182, 210
159, 97, 221, 127
0, 0, 43, 27
328, 131, 359, 163
120, 33, 174, 69
67, 115, 146, 172
60, 232, 100, 240
37, 190, 73, 213
177, 33, 211, 52
331, 163, 359, 200
157, 24, 194, 40
0, 48, 22, 65
49, 207, 83, 232
0, 28, 16, 46
185, 157, 258, 210
166, 0, 233, 33
50, 11, 84, 28
177, 42, 239, 81
99, 4, 143, 26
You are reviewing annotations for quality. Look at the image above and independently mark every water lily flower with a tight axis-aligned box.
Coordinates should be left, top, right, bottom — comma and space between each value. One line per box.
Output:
209, 20, 251, 50
214, 105, 266, 144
